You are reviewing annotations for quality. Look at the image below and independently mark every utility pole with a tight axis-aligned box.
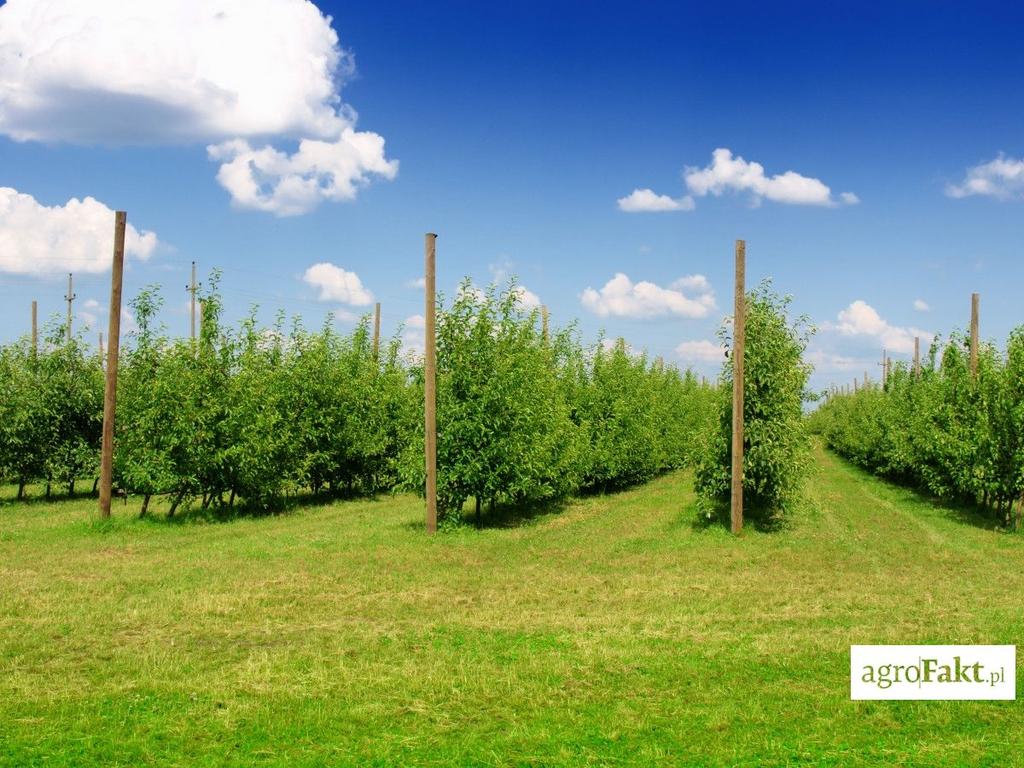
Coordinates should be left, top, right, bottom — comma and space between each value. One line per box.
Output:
731, 239, 746, 536
99, 212, 127, 518
187, 261, 199, 340
65, 273, 76, 343
424, 233, 438, 535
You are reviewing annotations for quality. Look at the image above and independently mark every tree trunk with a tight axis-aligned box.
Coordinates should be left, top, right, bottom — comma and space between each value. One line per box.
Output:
17, 481, 25, 500
475, 496, 481, 528
92, 477, 99, 496
69, 478, 75, 496
140, 494, 151, 518
168, 489, 186, 518
45, 482, 51, 499
229, 488, 236, 508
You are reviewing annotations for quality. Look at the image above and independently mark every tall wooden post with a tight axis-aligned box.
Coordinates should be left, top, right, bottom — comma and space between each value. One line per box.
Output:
187, 261, 198, 340
64, 273, 76, 343
99, 211, 127, 519
731, 239, 745, 536
31, 300, 38, 356
424, 233, 438, 535
373, 302, 381, 360
99, 332, 104, 361
864, 371, 868, 388
913, 337, 921, 379
970, 293, 979, 378
541, 306, 549, 343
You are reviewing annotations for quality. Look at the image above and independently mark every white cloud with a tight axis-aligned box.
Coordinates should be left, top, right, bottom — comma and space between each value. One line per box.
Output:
401, 313, 425, 356
683, 148, 857, 207
208, 131, 397, 216
406, 277, 426, 289
913, 299, 930, 312
826, 300, 930, 354
946, 154, 1024, 199
581, 273, 715, 319
675, 339, 726, 363
512, 285, 541, 309
0, 187, 158, 275
617, 188, 695, 213
302, 262, 373, 305
0, 0, 396, 213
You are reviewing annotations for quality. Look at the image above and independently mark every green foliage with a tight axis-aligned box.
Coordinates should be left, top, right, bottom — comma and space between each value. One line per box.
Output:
695, 281, 814, 519
811, 326, 1024, 526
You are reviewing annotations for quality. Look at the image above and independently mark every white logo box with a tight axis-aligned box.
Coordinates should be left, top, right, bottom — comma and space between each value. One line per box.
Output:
851, 645, 1016, 700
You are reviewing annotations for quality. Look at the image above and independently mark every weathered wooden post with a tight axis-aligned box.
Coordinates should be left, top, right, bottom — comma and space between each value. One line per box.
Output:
731, 239, 746, 536
187, 261, 199, 340
99, 211, 127, 519
373, 301, 381, 360
424, 233, 438, 535
541, 305, 549, 343
31, 300, 37, 357
914, 336, 921, 379
970, 293, 979, 378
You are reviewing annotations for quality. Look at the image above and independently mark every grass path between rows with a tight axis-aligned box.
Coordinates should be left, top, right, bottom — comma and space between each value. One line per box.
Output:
1, 441, 1022, 766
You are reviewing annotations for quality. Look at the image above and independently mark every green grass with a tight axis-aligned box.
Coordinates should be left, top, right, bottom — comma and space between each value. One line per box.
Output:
1, 442, 1022, 767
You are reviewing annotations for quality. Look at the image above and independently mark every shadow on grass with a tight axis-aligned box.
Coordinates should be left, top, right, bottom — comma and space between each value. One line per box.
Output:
399, 495, 573, 532
824, 450, 1016, 533
688, 498, 787, 533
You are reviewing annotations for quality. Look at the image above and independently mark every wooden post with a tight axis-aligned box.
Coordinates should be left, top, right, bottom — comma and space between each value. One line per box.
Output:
970, 292, 979, 378
99, 211, 127, 519
187, 261, 198, 340
99, 332, 104, 361
424, 233, 438, 535
913, 336, 921, 379
373, 302, 381, 360
541, 306, 549, 343
864, 370, 868, 388
731, 239, 745, 536
31, 300, 37, 356
854, 377, 858, 393
64, 273, 76, 343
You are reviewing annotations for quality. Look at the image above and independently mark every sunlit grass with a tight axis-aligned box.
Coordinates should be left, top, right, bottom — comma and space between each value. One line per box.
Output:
1, 442, 1021, 766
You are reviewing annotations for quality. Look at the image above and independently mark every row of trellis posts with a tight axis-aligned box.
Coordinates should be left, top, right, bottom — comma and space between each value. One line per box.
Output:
25, 216, 749, 535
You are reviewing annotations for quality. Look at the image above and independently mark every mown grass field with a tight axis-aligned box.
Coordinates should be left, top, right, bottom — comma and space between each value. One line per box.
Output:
1, 441, 1022, 767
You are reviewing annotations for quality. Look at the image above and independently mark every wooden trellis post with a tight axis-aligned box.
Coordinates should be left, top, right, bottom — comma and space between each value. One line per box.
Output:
424, 233, 438, 535
31, 300, 37, 357
99, 212, 127, 519
65, 273, 75, 343
970, 293, 979, 378
731, 239, 745, 536
373, 301, 381, 360
914, 336, 921, 379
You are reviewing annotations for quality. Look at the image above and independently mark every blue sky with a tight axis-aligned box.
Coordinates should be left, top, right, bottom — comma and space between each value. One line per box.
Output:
1, 0, 1022, 390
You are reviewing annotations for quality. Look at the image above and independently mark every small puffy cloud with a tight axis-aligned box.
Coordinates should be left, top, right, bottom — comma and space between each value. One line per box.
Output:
513, 285, 541, 309
208, 130, 397, 216
617, 188, 695, 213
675, 339, 725, 363
581, 273, 715, 319
302, 262, 373, 305
0, 0, 396, 214
913, 299, 930, 312
683, 148, 857, 207
0, 187, 158, 275
401, 313, 425, 356
826, 300, 930, 354
406, 276, 426, 289
946, 154, 1024, 199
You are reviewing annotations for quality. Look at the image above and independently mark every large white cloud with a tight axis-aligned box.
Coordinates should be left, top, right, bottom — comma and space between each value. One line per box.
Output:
826, 300, 931, 355
0, 187, 158, 275
0, 0, 397, 214
946, 154, 1024, 199
618, 148, 857, 211
581, 273, 715, 319
302, 262, 373, 305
